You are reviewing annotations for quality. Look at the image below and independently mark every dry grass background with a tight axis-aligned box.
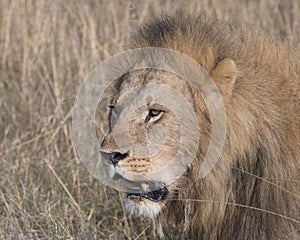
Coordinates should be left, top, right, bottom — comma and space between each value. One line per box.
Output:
0, 0, 299, 239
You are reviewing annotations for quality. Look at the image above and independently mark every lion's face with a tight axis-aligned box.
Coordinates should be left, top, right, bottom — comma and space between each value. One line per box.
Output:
100, 69, 201, 218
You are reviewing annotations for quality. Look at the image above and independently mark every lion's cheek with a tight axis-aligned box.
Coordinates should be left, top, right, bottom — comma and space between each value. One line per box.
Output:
148, 146, 180, 171
118, 145, 177, 172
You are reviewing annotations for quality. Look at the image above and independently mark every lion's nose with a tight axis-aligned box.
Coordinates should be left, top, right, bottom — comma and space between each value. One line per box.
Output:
101, 151, 128, 165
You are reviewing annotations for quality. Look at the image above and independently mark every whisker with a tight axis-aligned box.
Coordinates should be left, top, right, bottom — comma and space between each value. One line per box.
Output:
170, 198, 300, 225
232, 167, 300, 200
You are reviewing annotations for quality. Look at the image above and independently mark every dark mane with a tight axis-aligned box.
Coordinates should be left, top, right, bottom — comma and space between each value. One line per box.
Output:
128, 14, 299, 74
128, 14, 239, 71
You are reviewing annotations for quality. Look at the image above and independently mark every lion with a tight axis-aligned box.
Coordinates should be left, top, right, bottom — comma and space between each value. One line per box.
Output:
100, 14, 300, 239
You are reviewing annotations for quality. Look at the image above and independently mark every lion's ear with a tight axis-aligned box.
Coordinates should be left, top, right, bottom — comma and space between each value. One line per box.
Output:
211, 58, 238, 97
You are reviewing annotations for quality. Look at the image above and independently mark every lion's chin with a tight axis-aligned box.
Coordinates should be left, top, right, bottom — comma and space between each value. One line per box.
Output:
124, 186, 167, 218
124, 196, 163, 218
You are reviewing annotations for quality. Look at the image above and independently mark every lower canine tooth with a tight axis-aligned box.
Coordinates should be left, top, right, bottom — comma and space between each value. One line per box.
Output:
141, 183, 149, 192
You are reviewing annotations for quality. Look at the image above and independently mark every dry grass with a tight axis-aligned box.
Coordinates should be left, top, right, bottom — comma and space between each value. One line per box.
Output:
0, 0, 299, 239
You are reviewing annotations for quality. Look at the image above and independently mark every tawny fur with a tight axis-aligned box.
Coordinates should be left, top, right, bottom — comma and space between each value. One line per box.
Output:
130, 14, 300, 240
103, 14, 300, 239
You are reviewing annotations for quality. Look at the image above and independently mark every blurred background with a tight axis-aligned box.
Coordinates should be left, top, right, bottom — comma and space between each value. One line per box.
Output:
0, 0, 299, 239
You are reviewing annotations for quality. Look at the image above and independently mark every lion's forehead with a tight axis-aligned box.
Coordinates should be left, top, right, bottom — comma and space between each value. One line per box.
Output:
119, 69, 187, 95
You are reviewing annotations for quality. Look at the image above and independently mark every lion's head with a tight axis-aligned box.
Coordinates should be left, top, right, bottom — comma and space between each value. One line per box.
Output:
99, 68, 201, 218
97, 14, 300, 239
99, 54, 237, 219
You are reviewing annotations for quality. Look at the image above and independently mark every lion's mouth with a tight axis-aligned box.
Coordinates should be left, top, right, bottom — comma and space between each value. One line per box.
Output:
110, 173, 168, 202
127, 187, 168, 202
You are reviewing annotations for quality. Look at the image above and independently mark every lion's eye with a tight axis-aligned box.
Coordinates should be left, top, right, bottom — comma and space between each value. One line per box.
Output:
145, 109, 163, 123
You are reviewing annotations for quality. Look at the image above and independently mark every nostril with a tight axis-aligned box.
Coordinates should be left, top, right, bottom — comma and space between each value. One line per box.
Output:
110, 151, 128, 165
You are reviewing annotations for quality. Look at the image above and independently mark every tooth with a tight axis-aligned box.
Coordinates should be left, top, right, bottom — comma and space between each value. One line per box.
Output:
141, 183, 149, 192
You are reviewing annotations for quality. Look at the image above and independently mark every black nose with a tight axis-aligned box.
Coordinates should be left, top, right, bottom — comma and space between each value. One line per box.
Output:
102, 151, 128, 165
